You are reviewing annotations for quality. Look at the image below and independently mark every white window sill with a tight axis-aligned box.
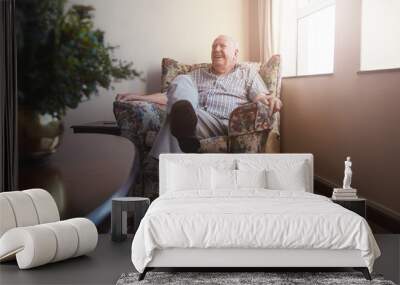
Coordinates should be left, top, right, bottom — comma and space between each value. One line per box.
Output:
358, 68, 400, 74
282, 73, 334, 79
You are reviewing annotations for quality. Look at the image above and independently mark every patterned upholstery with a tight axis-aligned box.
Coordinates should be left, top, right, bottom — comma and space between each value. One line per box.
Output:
113, 55, 282, 198
113, 101, 166, 154
161, 58, 209, 93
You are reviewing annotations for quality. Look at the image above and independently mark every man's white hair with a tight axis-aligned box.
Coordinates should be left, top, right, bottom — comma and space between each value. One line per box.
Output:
214, 35, 239, 50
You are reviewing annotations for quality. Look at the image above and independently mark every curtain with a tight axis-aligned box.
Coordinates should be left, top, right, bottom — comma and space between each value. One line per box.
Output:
0, 0, 18, 192
257, 0, 273, 62
257, 0, 282, 62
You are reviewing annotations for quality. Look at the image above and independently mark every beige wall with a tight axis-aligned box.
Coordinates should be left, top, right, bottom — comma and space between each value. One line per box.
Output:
280, 0, 400, 215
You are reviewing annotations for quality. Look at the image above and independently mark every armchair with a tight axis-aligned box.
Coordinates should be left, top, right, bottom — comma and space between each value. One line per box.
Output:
113, 55, 282, 199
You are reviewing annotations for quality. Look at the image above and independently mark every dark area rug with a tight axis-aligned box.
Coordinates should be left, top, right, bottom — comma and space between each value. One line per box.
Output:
116, 271, 396, 285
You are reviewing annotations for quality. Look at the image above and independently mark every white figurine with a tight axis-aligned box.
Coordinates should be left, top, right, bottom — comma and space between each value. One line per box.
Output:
342, 156, 352, 189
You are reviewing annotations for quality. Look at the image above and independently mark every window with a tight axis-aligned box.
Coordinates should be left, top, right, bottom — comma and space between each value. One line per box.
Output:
360, 0, 400, 71
277, 0, 336, 77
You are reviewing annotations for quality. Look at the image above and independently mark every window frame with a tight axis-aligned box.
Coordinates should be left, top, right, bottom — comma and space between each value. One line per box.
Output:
281, 0, 336, 78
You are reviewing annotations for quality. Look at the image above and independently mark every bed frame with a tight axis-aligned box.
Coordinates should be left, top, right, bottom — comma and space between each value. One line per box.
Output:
139, 248, 371, 280
139, 154, 371, 281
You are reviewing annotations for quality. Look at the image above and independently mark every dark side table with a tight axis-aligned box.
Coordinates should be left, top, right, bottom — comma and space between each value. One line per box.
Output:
111, 197, 150, 242
71, 120, 121, 135
332, 197, 366, 218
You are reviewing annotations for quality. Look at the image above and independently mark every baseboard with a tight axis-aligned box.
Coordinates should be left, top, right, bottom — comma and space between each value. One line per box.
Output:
314, 175, 400, 234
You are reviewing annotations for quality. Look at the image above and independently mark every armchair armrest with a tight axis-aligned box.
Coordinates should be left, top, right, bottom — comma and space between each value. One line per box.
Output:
228, 102, 272, 136
113, 101, 166, 149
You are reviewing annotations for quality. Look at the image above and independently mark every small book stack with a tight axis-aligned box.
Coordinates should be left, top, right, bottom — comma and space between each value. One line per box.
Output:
332, 188, 358, 200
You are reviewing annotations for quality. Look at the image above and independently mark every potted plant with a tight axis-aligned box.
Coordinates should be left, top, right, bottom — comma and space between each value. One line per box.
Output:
16, 0, 142, 159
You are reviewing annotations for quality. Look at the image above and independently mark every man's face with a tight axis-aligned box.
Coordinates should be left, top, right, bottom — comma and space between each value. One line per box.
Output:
211, 36, 238, 73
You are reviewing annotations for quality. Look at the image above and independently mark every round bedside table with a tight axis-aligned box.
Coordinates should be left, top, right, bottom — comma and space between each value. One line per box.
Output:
111, 197, 150, 242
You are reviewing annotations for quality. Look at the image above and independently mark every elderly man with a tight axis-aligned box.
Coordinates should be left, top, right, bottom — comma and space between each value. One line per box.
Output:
118, 35, 282, 158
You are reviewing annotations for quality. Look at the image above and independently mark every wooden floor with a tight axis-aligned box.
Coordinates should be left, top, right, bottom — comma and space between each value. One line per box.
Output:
0, 234, 399, 285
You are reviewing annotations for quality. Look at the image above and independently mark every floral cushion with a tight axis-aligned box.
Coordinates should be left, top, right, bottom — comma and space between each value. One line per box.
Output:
228, 102, 272, 136
230, 132, 269, 153
258, 55, 281, 98
161, 58, 209, 93
200, 136, 229, 153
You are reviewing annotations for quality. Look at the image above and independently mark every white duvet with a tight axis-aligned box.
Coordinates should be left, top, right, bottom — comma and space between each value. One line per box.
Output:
131, 190, 380, 273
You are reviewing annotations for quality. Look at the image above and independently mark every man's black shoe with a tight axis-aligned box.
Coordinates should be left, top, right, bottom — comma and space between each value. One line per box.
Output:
170, 100, 200, 153
177, 137, 200, 153
170, 100, 197, 138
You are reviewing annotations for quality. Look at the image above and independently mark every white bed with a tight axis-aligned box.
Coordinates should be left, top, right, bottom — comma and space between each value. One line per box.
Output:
131, 154, 380, 280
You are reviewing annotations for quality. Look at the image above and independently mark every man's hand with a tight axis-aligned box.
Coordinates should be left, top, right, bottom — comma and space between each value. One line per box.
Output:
253, 93, 283, 114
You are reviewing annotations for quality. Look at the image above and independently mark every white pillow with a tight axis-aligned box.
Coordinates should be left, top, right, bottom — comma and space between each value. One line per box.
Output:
167, 162, 211, 191
211, 168, 236, 190
238, 159, 309, 192
236, 169, 267, 189
266, 163, 307, 191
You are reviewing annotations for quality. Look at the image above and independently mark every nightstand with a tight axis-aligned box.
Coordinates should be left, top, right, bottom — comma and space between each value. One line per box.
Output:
111, 197, 150, 242
332, 197, 366, 218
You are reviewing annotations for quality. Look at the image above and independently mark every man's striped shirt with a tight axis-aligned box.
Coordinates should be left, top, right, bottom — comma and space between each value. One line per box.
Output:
190, 64, 268, 120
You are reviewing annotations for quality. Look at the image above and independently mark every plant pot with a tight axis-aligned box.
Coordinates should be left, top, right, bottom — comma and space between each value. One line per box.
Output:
18, 106, 64, 160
